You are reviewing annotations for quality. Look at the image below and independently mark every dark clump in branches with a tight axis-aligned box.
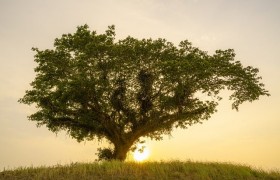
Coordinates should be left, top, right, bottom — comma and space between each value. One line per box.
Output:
19, 25, 269, 161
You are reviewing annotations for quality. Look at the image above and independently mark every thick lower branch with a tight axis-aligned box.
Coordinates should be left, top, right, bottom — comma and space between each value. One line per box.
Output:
130, 107, 208, 140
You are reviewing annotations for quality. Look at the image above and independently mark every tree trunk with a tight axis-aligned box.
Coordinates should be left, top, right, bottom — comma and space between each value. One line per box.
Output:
113, 142, 132, 161
111, 138, 136, 161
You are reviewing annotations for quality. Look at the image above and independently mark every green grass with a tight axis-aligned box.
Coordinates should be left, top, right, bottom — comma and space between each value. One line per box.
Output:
1, 161, 279, 180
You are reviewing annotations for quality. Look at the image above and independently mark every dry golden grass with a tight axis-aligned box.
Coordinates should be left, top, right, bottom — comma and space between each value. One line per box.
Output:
1, 160, 279, 180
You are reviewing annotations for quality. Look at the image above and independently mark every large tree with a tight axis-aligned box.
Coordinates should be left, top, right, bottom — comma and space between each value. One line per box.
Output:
20, 25, 269, 161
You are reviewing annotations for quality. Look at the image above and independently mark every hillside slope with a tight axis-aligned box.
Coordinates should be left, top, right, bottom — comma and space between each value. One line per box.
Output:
1, 161, 279, 180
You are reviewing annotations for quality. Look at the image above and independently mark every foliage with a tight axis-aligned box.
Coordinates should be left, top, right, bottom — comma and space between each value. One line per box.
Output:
96, 148, 115, 161
19, 24, 269, 160
1, 161, 279, 180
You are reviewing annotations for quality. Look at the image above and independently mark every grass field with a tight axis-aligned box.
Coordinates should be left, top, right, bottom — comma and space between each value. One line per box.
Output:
1, 161, 279, 180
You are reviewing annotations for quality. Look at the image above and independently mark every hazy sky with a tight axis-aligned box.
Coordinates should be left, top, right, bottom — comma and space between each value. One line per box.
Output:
0, 0, 280, 171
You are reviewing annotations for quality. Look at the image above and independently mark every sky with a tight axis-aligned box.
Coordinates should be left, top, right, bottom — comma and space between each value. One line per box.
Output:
0, 0, 280, 171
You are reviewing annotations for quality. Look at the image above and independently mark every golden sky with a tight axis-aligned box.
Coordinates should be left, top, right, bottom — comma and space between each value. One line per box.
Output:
0, 0, 279, 170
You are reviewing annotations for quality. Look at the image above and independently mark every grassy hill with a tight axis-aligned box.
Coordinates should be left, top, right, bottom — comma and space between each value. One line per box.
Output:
1, 161, 279, 180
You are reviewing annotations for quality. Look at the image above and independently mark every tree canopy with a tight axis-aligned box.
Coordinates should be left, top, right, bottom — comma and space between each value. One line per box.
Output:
20, 25, 269, 161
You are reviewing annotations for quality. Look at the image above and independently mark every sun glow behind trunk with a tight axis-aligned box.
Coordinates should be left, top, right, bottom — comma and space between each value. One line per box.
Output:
133, 144, 150, 162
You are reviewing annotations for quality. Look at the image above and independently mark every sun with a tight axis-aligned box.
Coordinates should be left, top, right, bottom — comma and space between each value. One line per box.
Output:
133, 145, 150, 162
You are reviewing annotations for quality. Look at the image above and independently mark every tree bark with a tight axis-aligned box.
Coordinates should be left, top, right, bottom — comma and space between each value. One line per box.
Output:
112, 140, 134, 161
